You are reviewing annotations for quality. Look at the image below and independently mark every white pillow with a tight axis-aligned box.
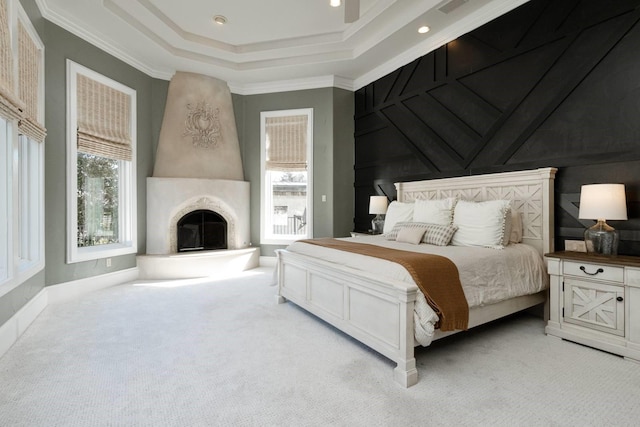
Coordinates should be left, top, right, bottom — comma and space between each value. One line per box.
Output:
382, 201, 414, 234
412, 198, 456, 225
451, 200, 512, 249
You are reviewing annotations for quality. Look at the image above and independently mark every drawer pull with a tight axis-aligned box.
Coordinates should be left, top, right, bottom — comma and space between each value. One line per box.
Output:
617, 296, 624, 302
579, 265, 604, 276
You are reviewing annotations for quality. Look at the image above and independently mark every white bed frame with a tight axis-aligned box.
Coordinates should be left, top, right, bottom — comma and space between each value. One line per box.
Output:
276, 167, 557, 387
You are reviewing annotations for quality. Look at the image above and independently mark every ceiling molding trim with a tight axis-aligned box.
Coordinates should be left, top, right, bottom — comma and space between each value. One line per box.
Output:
34, 0, 528, 93
228, 75, 354, 95
35, 0, 171, 80
352, 0, 529, 90
133, 0, 345, 54
106, 0, 354, 71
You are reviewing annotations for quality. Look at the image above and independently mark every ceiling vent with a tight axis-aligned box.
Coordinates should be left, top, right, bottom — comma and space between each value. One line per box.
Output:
438, 0, 469, 14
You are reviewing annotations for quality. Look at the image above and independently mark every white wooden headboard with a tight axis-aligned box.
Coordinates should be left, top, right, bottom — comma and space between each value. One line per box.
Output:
395, 167, 557, 256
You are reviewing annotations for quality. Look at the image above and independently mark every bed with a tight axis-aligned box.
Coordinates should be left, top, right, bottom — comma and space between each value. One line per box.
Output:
276, 167, 557, 387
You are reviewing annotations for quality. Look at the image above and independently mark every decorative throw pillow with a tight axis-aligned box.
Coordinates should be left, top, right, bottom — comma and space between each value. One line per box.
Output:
384, 221, 458, 246
382, 201, 414, 234
422, 223, 458, 246
412, 197, 457, 225
451, 200, 512, 249
396, 226, 427, 245
510, 210, 523, 243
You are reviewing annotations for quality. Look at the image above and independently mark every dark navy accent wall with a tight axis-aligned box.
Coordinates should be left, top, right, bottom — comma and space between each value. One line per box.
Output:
354, 0, 640, 255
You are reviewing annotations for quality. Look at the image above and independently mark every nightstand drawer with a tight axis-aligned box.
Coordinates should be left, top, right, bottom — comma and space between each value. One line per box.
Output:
563, 260, 624, 283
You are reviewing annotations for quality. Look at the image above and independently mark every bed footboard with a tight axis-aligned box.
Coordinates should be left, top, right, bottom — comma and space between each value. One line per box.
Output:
276, 249, 420, 387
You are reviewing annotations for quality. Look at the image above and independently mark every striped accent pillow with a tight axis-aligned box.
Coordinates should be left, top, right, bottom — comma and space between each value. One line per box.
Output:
384, 222, 458, 246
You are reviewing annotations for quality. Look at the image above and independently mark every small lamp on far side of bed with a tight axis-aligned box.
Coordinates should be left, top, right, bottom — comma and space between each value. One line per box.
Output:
578, 183, 627, 256
369, 196, 388, 234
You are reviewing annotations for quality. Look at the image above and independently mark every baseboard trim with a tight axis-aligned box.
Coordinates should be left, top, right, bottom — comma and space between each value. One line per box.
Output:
0, 267, 139, 360
47, 267, 139, 305
0, 288, 48, 359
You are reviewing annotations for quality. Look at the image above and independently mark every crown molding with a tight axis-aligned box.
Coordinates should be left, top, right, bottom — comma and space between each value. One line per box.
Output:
228, 75, 354, 96
35, 0, 172, 80
34, 0, 528, 94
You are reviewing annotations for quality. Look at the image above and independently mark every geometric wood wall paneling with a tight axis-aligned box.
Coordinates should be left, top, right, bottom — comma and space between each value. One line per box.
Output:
354, 0, 640, 254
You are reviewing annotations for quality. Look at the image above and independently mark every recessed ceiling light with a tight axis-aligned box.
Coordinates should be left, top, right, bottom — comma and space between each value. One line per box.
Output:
330, 0, 341, 7
418, 26, 430, 34
213, 15, 227, 25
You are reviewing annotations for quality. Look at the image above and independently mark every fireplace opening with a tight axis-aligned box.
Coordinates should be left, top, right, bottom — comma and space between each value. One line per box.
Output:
177, 210, 227, 252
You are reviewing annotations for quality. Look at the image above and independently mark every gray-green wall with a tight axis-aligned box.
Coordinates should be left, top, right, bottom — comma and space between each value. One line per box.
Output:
332, 88, 355, 238
0, 0, 168, 327
233, 88, 354, 256
43, 21, 168, 285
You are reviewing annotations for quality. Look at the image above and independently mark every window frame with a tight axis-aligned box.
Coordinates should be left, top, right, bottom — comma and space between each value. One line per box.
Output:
66, 60, 137, 264
259, 108, 313, 245
0, 2, 45, 296
17, 133, 44, 273
0, 117, 11, 288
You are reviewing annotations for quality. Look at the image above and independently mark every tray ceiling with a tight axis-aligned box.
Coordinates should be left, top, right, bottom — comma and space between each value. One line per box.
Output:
35, 0, 528, 93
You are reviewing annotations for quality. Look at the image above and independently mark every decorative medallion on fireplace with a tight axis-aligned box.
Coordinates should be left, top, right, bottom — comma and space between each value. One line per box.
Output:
177, 209, 227, 252
183, 101, 222, 149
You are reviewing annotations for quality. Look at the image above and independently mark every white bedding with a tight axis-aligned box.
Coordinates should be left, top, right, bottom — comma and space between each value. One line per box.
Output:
285, 236, 548, 346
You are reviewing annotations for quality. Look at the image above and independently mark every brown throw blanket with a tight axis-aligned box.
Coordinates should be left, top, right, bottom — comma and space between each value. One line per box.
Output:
298, 238, 468, 331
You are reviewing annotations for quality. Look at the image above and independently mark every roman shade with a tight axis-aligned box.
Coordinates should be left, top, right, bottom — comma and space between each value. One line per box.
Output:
0, 0, 23, 121
18, 21, 45, 142
265, 114, 307, 171
77, 74, 132, 161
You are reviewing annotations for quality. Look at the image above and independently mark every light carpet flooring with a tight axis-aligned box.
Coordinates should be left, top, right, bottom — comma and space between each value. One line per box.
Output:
1, 266, 639, 426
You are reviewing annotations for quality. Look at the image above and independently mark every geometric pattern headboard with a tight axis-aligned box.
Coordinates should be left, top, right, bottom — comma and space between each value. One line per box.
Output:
396, 168, 557, 256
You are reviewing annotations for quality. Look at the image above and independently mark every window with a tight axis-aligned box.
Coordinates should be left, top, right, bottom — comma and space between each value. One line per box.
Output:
66, 60, 137, 263
17, 15, 45, 274
0, 117, 9, 283
260, 109, 313, 244
17, 134, 43, 271
0, 1, 45, 294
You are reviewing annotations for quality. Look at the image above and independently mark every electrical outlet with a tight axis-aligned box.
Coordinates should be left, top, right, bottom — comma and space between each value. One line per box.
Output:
322, 195, 327, 202
106, 258, 112, 267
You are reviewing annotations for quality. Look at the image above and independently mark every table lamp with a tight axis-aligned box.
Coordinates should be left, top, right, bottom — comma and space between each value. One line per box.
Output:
578, 183, 627, 256
369, 196, 388, 234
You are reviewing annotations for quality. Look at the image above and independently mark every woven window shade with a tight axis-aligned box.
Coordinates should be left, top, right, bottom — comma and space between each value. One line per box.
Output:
18, 21, 45, 142
265, 115, 308, 171
0, 0, 23, 121
77, 74, 132, 161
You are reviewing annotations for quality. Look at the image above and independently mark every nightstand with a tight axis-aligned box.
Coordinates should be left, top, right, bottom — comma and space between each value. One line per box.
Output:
545, 251, 640, 362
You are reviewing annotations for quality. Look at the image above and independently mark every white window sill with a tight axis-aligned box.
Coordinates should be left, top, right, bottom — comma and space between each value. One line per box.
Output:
67, 242, 136, 264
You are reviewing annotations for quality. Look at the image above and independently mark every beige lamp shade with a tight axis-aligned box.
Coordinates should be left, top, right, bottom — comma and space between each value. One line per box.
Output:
578, 184, 627, 221
369, 196, 388, 215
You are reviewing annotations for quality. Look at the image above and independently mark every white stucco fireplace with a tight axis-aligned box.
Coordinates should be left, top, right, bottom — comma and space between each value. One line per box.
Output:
146, 177, 250, 255
137, 72, 258, 279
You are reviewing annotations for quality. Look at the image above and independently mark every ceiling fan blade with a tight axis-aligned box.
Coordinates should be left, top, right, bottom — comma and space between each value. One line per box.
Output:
344, 0, 360, 23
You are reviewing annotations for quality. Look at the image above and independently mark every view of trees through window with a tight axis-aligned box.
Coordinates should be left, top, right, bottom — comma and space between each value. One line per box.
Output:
76, 153, 119, 247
